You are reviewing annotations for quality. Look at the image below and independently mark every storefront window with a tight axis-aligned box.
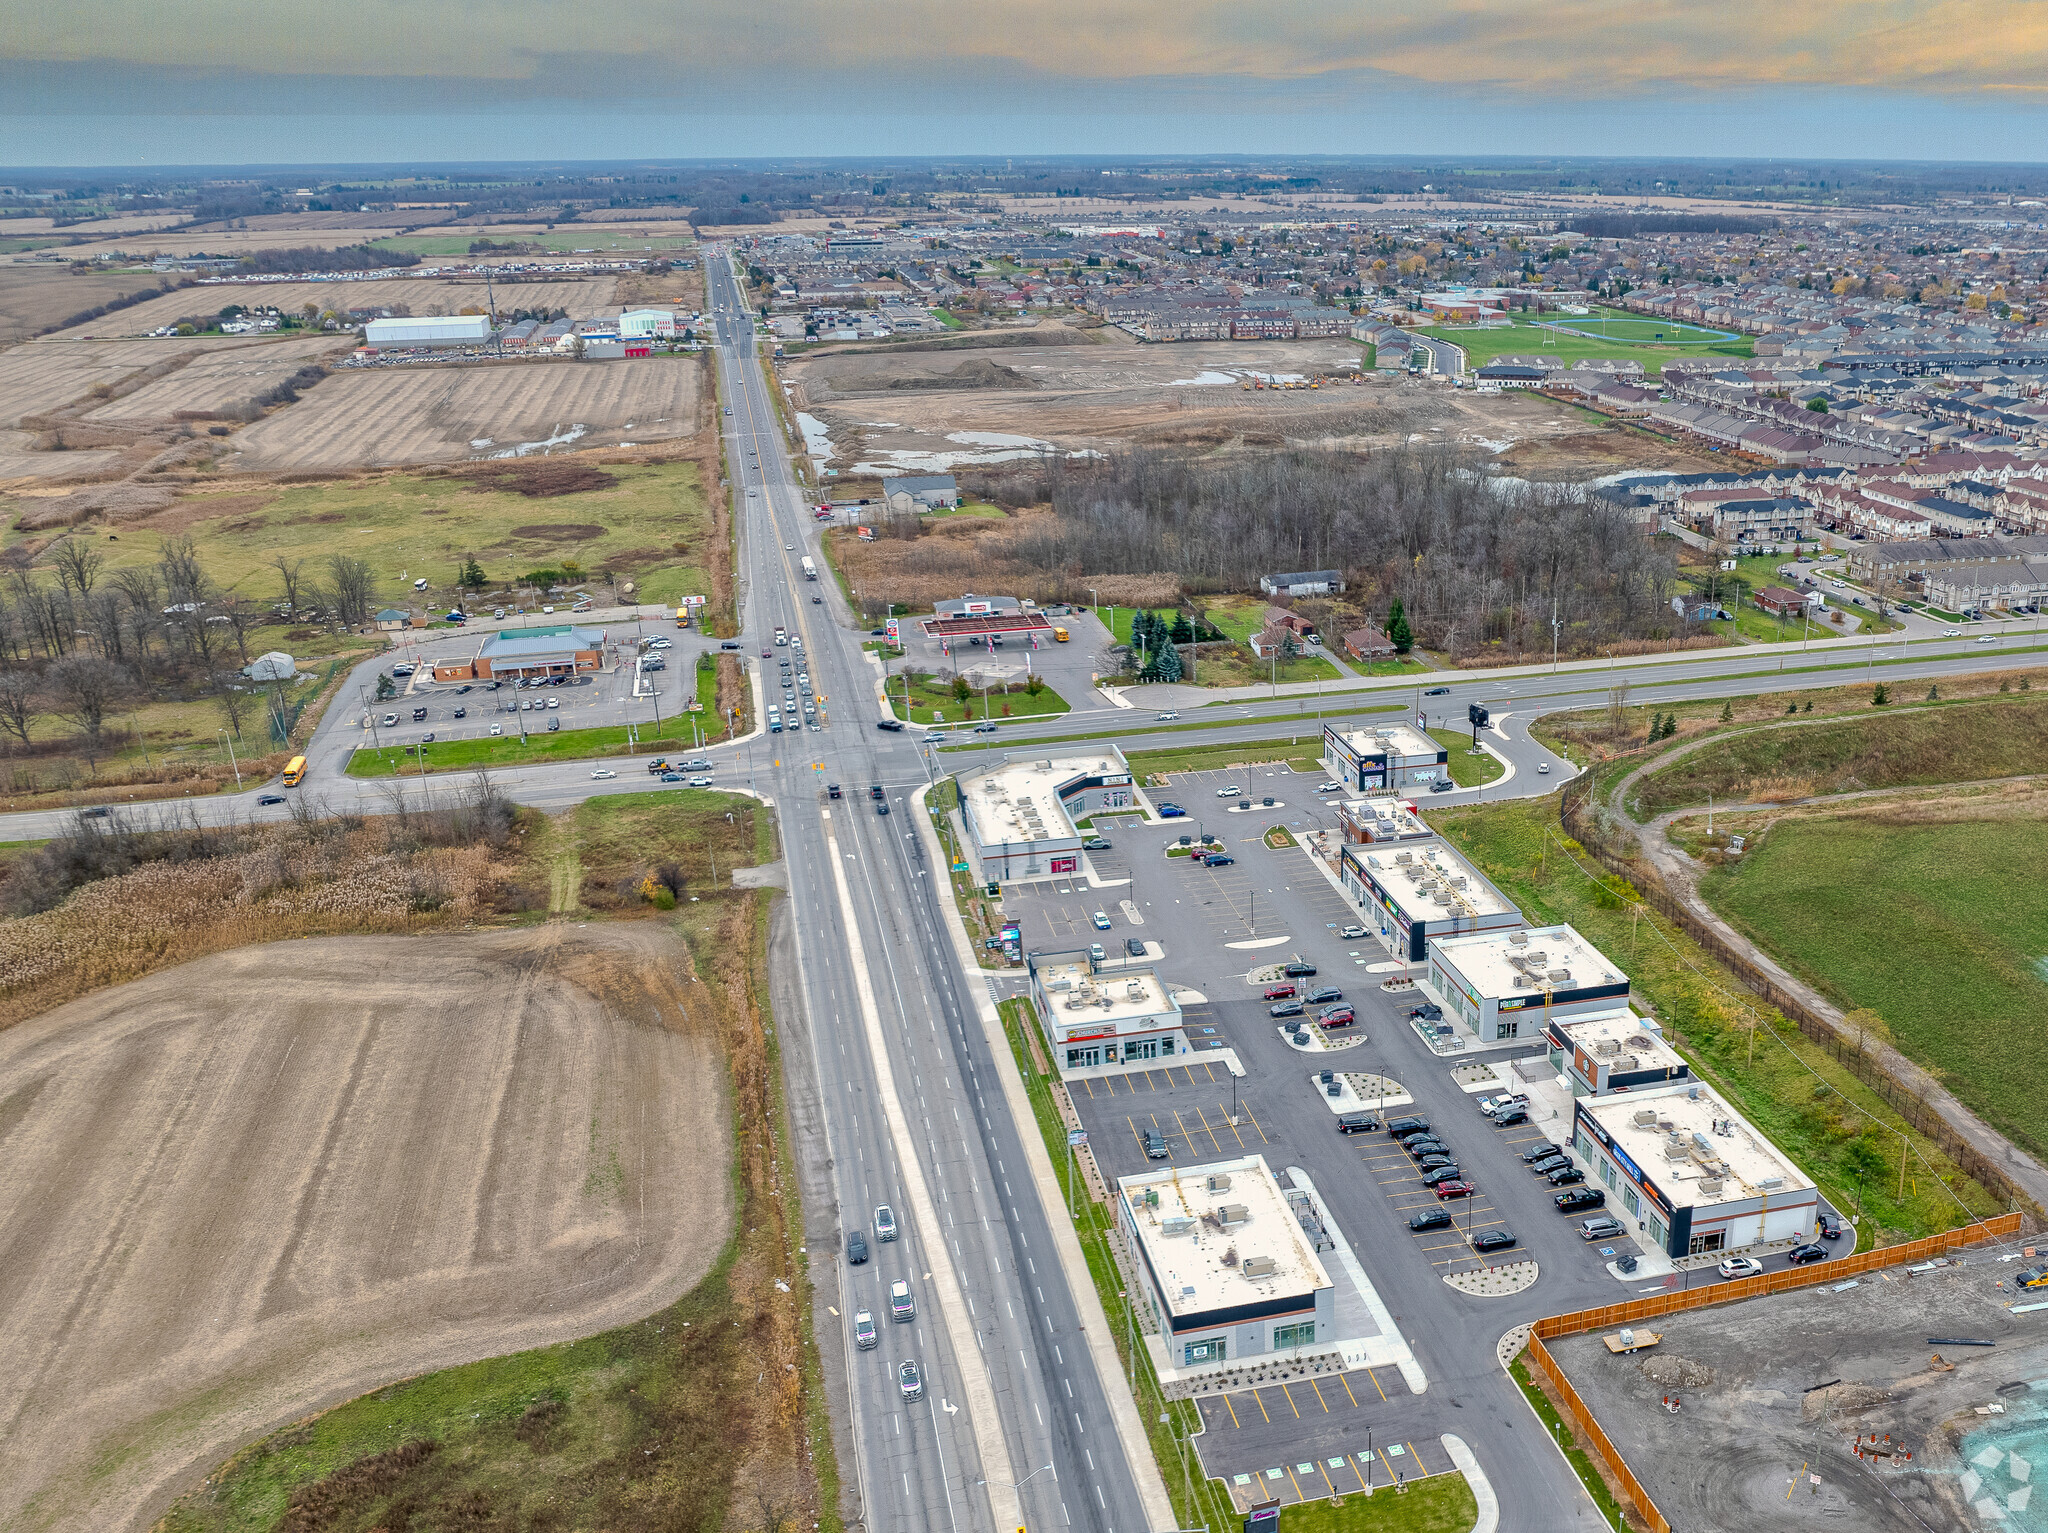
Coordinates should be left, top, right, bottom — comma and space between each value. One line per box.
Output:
1272, 1321, 1316, 1351
1624, 1187, 1641, 1217
1184, 1338, 1225, 1366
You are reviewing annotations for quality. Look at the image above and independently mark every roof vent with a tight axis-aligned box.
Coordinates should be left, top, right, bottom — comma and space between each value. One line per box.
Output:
1161, 1216, 1195, 1237
1242, 1256, 1278, 1279
1205, 1173, 1233, 1193
1217, 1203, 1250, 1227
1698, 1178, 1725, 1197
1632, 1108, 1659, 1127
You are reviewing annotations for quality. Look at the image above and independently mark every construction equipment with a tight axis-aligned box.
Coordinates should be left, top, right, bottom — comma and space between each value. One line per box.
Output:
1928, 1354, 1956, 1372
2017, 1262, 2048, 1291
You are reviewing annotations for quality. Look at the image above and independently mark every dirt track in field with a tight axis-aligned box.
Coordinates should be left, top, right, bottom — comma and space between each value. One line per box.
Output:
0, 924, 732, 1533
231, 355, 704, 469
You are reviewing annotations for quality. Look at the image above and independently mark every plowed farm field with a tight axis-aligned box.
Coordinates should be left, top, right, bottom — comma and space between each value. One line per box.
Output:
0, 340, 161, 428
42, 275, 619, 340
83, 334, 352, 422
233, 355, 703, 468
0, 924, 732, 1533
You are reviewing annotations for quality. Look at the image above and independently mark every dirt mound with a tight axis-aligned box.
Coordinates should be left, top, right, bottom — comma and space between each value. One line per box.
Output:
510, 522, 608, 540
460, 459, 619, 497
837, 358, 1039, 394
9, 482, 174, 529
1639, 1353, 1719, 1389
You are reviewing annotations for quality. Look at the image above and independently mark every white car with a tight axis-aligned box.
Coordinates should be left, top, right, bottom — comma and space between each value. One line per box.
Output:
687, 775, 714, 787
1154, 711, 1179, 721
647, 637, 672, 649
590, 768, 617, 779
1316, 782, 1346, 794
1538, 762, 1550, 774
1216, 785, 1242, 798
1978, 635, 1996, 643
489, 724, 503, 736
786, 543, 795, 551
1943, 628, 1962, 638
1718, 1256, 1765, 1280
1339, 924, 1367, 939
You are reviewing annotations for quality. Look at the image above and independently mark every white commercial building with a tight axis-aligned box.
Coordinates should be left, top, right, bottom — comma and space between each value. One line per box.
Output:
1321, 723, 1448, 794
1544, 1010, 1692, 1097
361, 314, 492, 349
955, 751, 1136, 884
1424, 923, 1630, 1044
1575, 1081, 1818, 1260
1027, 949, 1187, 1073
1118, 1154, 1335, 1372
1340, 837, 1522, 964
620, 308, 677, 338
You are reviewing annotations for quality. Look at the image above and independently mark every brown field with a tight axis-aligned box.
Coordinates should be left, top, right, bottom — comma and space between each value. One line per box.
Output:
40, 275, 620, 341
5, 214, 193, 235
0, 428, 122, 481
232, 354, 704, 469
81, 333, 351, 422
0, 341, 156, 428
0, 268, 186, 344
0, 923, 732, 1533
784, 331, 1650, 471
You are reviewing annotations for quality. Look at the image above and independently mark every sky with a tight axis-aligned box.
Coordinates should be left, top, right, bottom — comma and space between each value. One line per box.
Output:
4, 0, 2047, 167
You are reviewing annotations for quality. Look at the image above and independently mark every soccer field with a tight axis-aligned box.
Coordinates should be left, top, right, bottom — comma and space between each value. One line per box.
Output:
1418, 308, 1753, 373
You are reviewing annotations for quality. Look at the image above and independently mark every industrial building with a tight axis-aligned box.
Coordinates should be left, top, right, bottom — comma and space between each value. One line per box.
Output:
619, 308, 677, 338
955, 751, 1136, 883
1574, 1081, 1818, 1259
1027, 949, 1186, 1073
1544, 1010, 1692, 1097
1423, 923, 1630, 1044
1339, 838, 1522, 963
361, 314, 492, 349
1117, 1154, 1335, 1372
431, 624, 606, 682
1321, 722, 1448, 794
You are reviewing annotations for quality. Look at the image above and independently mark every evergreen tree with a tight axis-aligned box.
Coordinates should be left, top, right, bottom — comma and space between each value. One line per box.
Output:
1170, 610, 1194, 644
458, 555, 487, 591
1386, 598, 1413, 654
1148, 642, 1184, 683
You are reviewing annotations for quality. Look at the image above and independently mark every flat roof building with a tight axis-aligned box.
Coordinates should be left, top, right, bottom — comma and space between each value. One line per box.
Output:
1340, 838, 1522, 963
1028, 949, 1186, 1074
362, 314, 492, 349
1545, 1009, 1691, 1097
1425, 923, 1629, 1044
432, 624, 605, 683
956, 751, 1136, 883
1322, 723, 1448, 794
1117, 1154, 1334, 1373
1333, 795, 1431, 845
1574, 1081, 1817, 1259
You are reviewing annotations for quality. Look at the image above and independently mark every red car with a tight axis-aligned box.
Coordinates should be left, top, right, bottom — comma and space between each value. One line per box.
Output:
1319, 1007, 1356, 1027
1434, 1181, 1475, 1200
1263, 984, 1297, 1001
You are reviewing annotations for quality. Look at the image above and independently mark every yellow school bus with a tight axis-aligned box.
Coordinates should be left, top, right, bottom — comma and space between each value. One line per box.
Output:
282, 755, 308, 787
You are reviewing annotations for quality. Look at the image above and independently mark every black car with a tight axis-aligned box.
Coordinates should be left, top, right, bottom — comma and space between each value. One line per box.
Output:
1305, 987, 1342, 1005
876, 718, 906, 732
1529, 1155, 1570, 1177
1420, 1165, 1465, 1187
1385, 1116, 1430, 1138
1204, 854, 1235, 867
846, 1230, 869, 1265
1547, 1165, 1586, 1186
1817, 1211, 1844, 1240
1282, 962, 1318, 978
1522, 1143, 1566, 1164
452, 707, 466, 719
1471, 1229, 1518, 1255
1424, 686, 1451, 696
720, 640, 742, 650
876, 801, 890, 816
1269, 1001, 1304, 1018
1554, 1187, 1606, 1213
1409, 1208, 1453, 1232
1788, 1242, 1829, 1265
257, 793, 286, 806
1404, 1137, 1450, 1160
1336, 1114, 1378, 1135
1124, 938, 1146, 957
1493, 1108, 1530, 1127
1415, 1154, 1457, 1172
1143, 1130, 1170, 1160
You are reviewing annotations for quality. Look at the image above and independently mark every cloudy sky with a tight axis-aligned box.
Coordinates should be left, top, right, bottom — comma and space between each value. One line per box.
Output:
4, 0, 2045, 166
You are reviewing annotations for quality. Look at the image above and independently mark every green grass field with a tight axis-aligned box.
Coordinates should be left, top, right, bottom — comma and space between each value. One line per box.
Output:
1126, 737, 1324, 780
1700, 811, 2048, 1163
346, 719, 711, 778
1090, 601, 1341, 685
884, 670, 1069, 725
1427, 729, 1505, 788
1419, 306, 1752, 375
13, 463, 717, 615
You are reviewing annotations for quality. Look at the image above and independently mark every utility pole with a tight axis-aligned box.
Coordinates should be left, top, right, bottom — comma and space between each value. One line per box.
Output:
1551, 595, 1561, 674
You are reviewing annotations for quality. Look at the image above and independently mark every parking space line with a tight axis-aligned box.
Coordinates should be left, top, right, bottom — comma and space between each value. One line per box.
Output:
1223, 1393, 1241, 1429
1308, 1378, 1331, 1414
1239, 1104, 1271, 1143
1277, 1383, 1300, 1419
1317, 1463, 1337, 1497
1171, 1108, 1199, 1153
1081, 1078, 1096, 1099
1190, 1105, 1224, 1154
1283, 1466, 1306, 1501
1376, 1447, 1398, 1481
1407, 1441, 1431, 1476
1249, 1388, 1271, 1424
1364, 1366, 1389, 1402
1348, 1458, 1370, 1494
1337, 1372, 1360, 1408
1125, 1116, 1145, 1152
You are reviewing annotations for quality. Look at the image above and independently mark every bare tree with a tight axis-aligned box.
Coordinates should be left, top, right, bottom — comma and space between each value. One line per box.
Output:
0, 670, 34, 749
46, 655, 128, 773
49, 537, 104, 599
214, 675, 252, 740
157, 534, 207, 605
326, 554, 376, 628
269, 554, 306, 615
217, 592, 260, 665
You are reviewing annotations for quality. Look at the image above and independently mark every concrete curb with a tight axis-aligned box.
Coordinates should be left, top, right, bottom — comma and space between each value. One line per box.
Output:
1284, 1166, 1427, 1394
911, 781, 1179, 1533
1441, 1434, 1499, 1533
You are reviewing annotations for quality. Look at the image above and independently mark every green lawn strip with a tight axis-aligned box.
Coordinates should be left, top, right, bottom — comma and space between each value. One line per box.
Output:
991, 999, 1238, 1533
930, 308, 964, 329
1429, 795, 2003, 1244
346, 723, 695, 778
922, 501, 1006, 520
694, 652, 720, 723
1417, 309, 1752, 375
883, 670, 1069, 725
1506, 1354, 1630, 1529
1278, 1474, 1477, 1533
1123, 737, 1325, 780
1426, 729, 1504, 788
939, 704, 1404, 754
1700, 812, 2048, 1165
928, 799, 1008, 968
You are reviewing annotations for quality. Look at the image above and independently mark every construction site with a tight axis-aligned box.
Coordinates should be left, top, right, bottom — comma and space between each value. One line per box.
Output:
1543, 1234, 2048, 1532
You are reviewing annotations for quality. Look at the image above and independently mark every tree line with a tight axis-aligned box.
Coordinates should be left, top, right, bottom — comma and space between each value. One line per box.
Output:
970, 447, 1685, 660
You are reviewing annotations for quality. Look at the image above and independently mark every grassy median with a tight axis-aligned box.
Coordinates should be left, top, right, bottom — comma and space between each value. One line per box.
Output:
346, 723, 704, 778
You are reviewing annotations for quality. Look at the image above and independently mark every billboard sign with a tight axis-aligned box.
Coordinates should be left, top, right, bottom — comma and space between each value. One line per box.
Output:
885, 617, 903, 650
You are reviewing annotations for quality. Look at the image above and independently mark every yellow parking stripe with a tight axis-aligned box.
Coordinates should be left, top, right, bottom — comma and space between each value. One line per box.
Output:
1278, 1382, 1301, 1419
1082, 1078, 1097, 1099
1223, 1393, 1241, 1429
1338, 1372, 1360, 1408
1364, 1366, 1389, 1402
1240, 1104, 1271, 1143
1191, 1106, 1224, 1155
1309, 1378, 1331, 1414
1406, 1441, 1431, 1476
1250, 1388, 1271, 1424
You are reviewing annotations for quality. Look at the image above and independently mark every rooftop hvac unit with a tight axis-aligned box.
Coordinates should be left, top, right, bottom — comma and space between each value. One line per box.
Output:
1757, 1176, 1786, 1192
1509, 931, 1529, 946
1217, 1203, 1250, 1226
1205, 1173, 1232, 1193
1395, 851, 1414, 864
1698, 1178, 1725, 1197
1615, 1055, 1639, 1071
1242, 1256, 1278, 1279
1513, 975, 1536, 988
1181, 1284, 1197, 1298
1595, 1039, 1622, 1057
1663, 1137, 1691, 1161
1627, 1036, 1656, 1050
1547, 970, 1573, 985
1160, 1216, 1196, 1237
1633, 1108, 1659, 1127
1049, 978, 1072, 992
1692, 1131, 1714, 1154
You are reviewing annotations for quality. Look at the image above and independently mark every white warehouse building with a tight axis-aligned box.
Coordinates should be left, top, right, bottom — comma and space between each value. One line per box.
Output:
361, 314, 493, 349
620, 308, 677, 338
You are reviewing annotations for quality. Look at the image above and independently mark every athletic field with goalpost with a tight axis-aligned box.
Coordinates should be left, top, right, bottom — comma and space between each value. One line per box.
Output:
1416, 306, 1753, 374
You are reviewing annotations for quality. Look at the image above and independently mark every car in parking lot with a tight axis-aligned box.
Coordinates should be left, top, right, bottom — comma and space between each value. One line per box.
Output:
853, 1310, 877, 1349
1319, 1006, 1356, 1027
1263, 984, 1296, 1001
1415, 1153, 1456, 1172
1092, 910, 1112, 930
1305, 986, 1342, 1004
1522, 1141, 1567, 1164
1528, 1152, 1571, 1176
256, 793, 286, 806
1282, 962, 1318, 978
1339, 924, 1367, 939
1336, 1113, 1378, 1135
898, 1360, 924, 1401
1554, 1187, 1605, 1213
1788, 1242, 1829, 1265
1409, 1207, 1453, 1231
1429, 779, 1455, 793
1125, 937, 1145, 957
1718, 1256, 1765, 1280
1316, 781, 1347, 794
1142, 1130, 1170, 1160
1420, 1165, 1465, 1188
1157, 802, 1186, 818
1480, 1094, 1529, 1117
1083, 837, 1112, 851
1471, 1229, 1517, 1255
1492, 1107, 1530, 1127
1269, 1001, 1304, 1018
1817, 1211, 1843, 1240
1424, 686, 1450, 696
1202, 853, 1235, 866
1385, 1116, 1430, 1138
1215, 785, 1241, 798
489, 724, 503, 736
1404, 1136, 1450, 1159
1546, 1165, 1586, 1186
1434, 1180, 1475, 1200
845, 1230, 868, 1265
381, 713, 399, 727
1578, 1215, 1626, 1240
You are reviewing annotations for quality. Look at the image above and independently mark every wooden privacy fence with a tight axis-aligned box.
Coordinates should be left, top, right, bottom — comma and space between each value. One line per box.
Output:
1523, 1211, 2024, 1533
1557, 775, 2038, 1217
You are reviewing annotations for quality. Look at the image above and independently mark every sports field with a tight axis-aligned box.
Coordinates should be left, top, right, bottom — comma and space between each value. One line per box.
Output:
1418, 307, 1752, 374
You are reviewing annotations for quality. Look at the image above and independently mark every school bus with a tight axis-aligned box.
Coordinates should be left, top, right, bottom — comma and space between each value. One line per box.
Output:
282, 755, 308, 787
